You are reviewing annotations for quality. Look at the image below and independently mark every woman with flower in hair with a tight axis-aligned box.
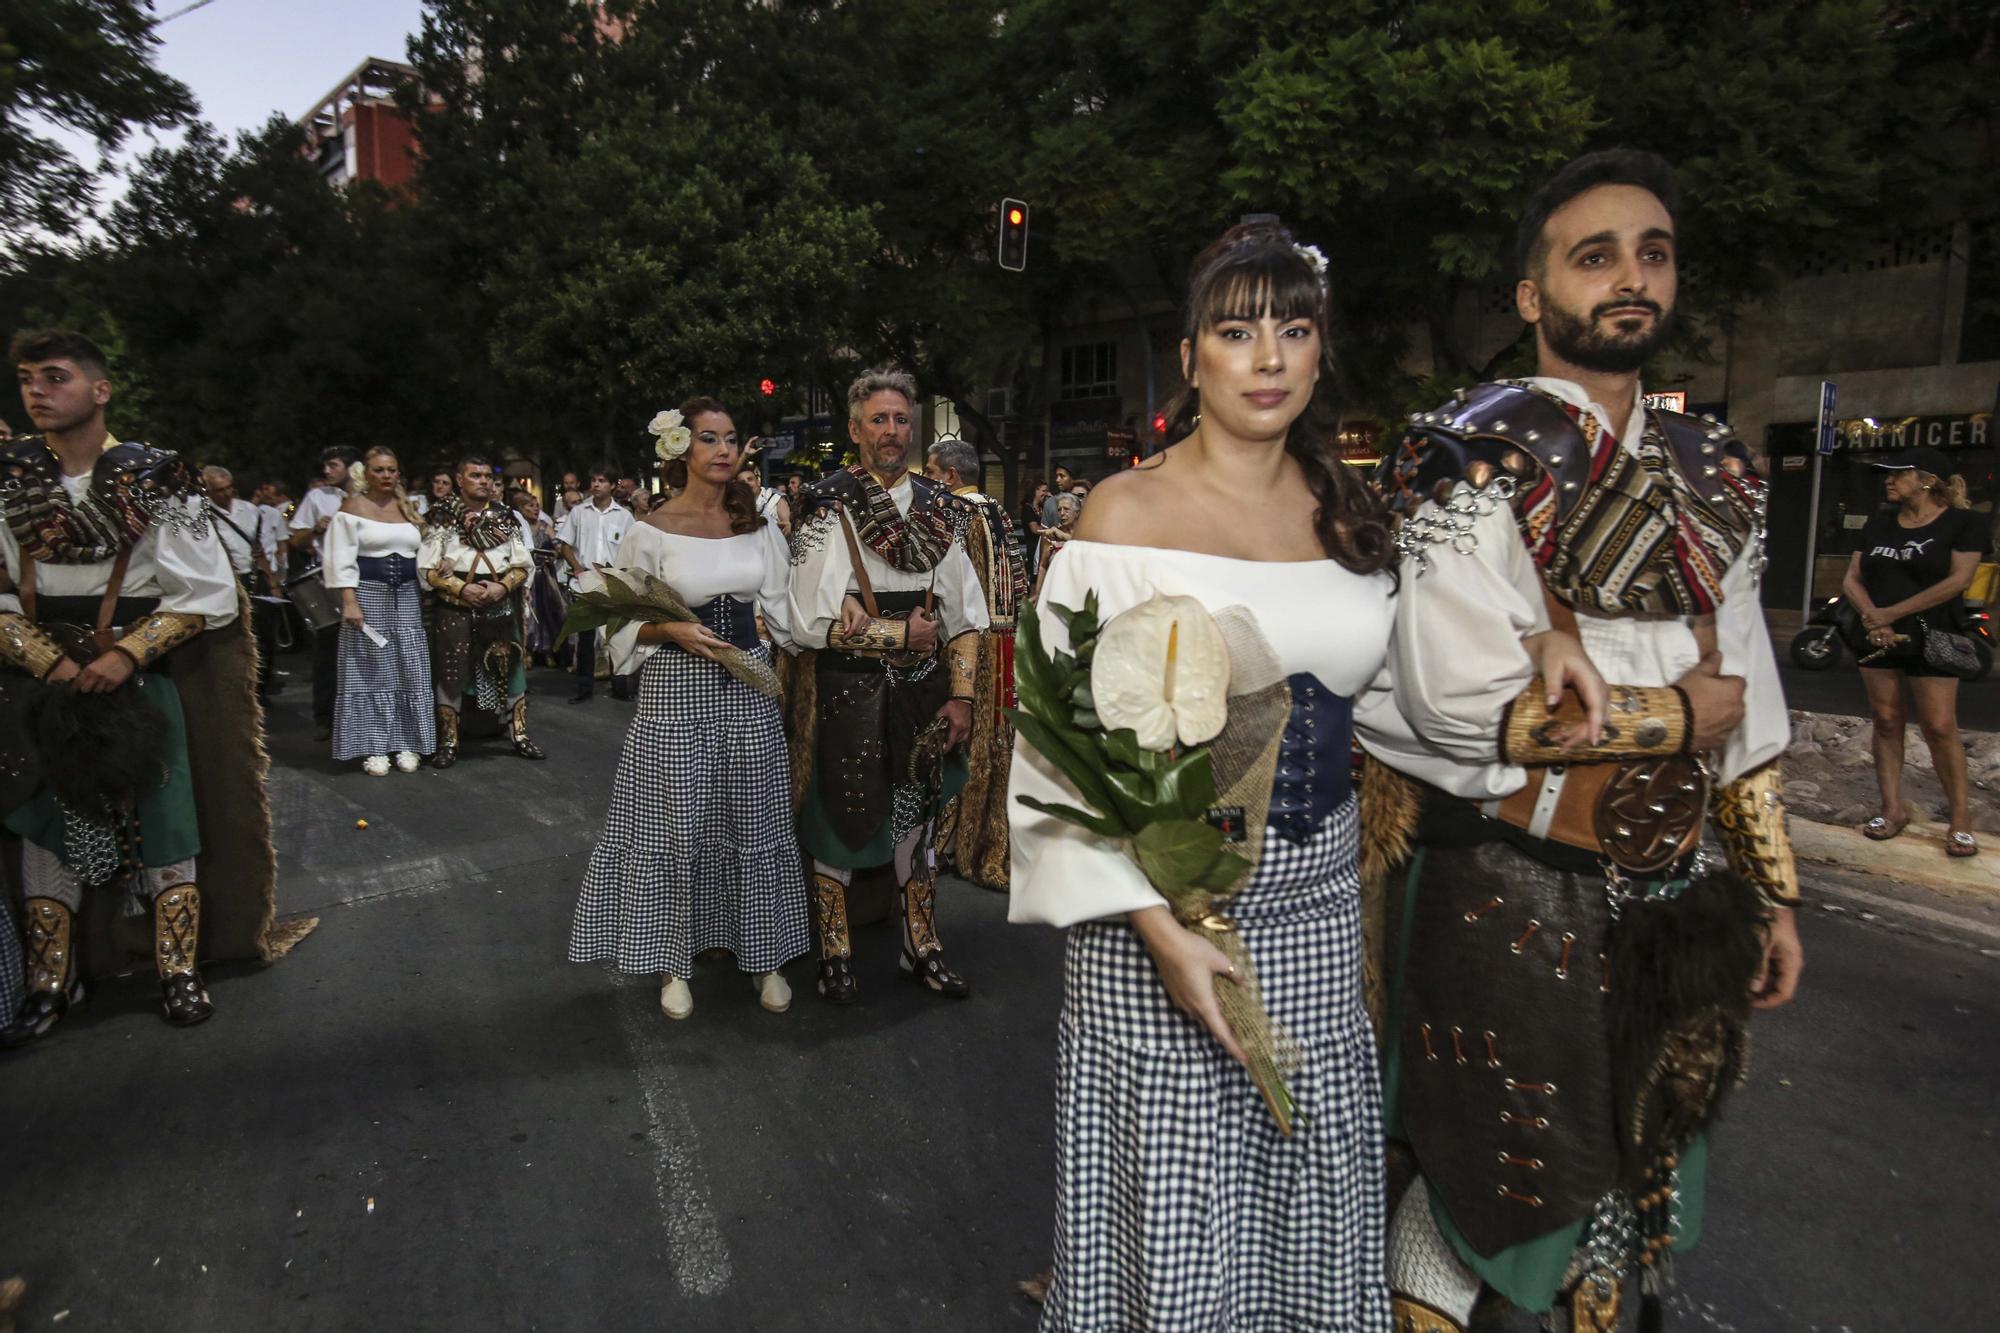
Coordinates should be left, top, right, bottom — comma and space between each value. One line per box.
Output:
1009, 222, 1396, 1328
323, 447, 434, 775
567, 398, 808, 1019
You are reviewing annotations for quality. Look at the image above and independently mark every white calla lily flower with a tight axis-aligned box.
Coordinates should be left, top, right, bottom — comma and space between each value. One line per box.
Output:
1089, 593, 1231, 751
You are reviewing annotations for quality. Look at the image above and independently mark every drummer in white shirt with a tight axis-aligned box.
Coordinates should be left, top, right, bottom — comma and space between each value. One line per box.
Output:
289, 448, 355, 740
554, 464, 634, 703
200, 466, 283, 694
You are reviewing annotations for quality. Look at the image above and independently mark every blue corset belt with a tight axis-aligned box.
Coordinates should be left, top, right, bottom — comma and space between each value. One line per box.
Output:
1268, 672, 1353, 845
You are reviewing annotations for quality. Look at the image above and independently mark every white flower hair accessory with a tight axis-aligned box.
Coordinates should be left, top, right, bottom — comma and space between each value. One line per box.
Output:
347, 459, 368, 495
1293, 243, 1329, 286
648, 408, 692, 462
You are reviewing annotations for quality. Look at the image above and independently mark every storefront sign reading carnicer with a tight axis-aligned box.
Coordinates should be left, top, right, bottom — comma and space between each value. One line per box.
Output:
1833, 412, 1990, 452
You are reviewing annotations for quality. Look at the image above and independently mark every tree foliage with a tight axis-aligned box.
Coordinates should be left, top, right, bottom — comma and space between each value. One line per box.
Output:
0, 0, 195, 242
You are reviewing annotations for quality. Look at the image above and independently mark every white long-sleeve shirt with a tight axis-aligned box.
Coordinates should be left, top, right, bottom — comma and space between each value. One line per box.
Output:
787, 477, 989, 648
322, 511, 425, 589
1353, 377, 1788, 793
603, 519, 796, 673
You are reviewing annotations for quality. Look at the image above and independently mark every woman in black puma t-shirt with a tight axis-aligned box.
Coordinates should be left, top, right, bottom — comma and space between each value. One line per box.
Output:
1842, 446, 1990, 856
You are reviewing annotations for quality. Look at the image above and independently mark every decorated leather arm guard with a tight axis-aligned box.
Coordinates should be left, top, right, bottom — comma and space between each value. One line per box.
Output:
827, 616, 909, 654
945, 630, 978, 701
1709, 761, 1802, 907
426, 566, 468, 599
1499, 676, 1692, 766
0, 612, 66, 679
498, 567, 528, 595
113, 611, 206, 670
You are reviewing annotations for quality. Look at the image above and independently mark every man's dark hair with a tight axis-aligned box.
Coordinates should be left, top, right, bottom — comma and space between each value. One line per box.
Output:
319, 445, 357, 468
456, 453, 494, 476
589, 462, 615, 484
1515, 148, 1681, 281
10, 329, 109, 379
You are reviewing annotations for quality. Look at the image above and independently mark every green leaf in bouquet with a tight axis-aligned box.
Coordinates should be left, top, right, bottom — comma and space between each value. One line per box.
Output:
555, 602, 623, 644
1071, 707, 1101, 731
1155, 750, 1219, 821
1190, 853, 1250, 892
1008, 711, 1124, 828
1014, 794, 1124, 839
1101, 768, 1167, 829
1012, 605, 1066, 711
1068, 682, 1094, 709
1049, 600, 1082, 632
1133, 819, 1228, 894
1101, 727, 1147, 771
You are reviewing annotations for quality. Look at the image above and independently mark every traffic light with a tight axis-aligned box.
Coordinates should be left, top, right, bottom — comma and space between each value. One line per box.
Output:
1151, 412, 1168, 439
759, 377, 777, 398
997, 198, 1029, 271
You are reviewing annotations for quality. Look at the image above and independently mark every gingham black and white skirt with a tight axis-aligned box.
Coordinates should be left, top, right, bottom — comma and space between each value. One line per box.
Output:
332, 578, 436, 761
1042, 795, 1389, 1332
567, 643, 808, 977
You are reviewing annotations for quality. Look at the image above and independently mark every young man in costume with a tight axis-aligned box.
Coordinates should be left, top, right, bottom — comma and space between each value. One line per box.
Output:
785, 368, 989, 1003
1, 330, 298, 1045
924, 437, 1028, 890
1356, 151, 1804, 1331
554, 463, 632, 703
421, 455, 542, 767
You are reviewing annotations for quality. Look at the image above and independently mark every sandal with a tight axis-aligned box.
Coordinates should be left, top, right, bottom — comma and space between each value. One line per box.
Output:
1861, 816, 1908, 841
1947, 831, 1979, 859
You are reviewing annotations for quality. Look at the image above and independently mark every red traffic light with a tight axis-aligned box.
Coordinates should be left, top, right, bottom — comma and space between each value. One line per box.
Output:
1151, 413, 1168, 437
1008, 207, 1024, 226
759, 377, 777, 397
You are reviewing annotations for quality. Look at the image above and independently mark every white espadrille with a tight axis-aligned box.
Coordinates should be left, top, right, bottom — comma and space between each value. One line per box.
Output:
659, 975, 693, 1020
755, 971, 791, 1014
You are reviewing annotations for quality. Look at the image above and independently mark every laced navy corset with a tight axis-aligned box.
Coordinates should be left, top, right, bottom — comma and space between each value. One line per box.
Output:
1269, 672, 1353, 844
694, 595, 761, 651
356, 553, 418, 587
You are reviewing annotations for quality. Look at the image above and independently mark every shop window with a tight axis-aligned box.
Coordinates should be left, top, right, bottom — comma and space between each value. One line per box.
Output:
1059, 342, 1118, 400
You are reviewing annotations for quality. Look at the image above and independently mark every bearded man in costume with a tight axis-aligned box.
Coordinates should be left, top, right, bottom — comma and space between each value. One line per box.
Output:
1355, 150, 1804, 1331
421, 455, 542, 767
1, 330, 301, 1046
786, 368, 990, 1004
924, 437, 1027, 890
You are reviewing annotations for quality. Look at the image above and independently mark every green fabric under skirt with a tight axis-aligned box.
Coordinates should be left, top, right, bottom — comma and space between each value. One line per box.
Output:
1381, 849, 1709, 1312
4, 672, 202, 870
798, 753, 967, 870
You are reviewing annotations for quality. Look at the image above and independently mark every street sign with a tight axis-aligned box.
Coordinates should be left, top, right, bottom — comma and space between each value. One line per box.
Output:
1816, 380, 1839, 456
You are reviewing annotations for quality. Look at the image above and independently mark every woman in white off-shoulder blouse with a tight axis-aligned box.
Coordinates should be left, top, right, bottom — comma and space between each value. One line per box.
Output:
1009, 221, 1398, 1331
322, 447, 434, 775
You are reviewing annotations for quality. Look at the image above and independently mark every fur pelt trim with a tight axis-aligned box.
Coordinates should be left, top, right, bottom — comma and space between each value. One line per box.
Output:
779, 647, 818, 811
1358, 756, 1423, 1035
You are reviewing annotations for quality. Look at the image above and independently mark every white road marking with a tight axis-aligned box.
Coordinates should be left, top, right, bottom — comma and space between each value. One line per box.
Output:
612, 972, 733, 1296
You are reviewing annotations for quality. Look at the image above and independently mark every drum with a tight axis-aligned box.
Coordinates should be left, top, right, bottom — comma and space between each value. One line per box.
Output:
285, 567, 342, 632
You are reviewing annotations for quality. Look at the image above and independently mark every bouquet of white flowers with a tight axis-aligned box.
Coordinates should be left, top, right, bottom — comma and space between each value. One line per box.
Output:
557, 566, 779, 698
1010, 591, 1304, 1132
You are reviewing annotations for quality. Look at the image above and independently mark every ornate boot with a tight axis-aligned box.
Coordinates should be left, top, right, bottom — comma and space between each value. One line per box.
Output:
154, 884, 214, 1027
899, 864, 968, 998
431, 704, 460, 769
509, 697, 546, 760
0, 898, 83, 1049
812, 873, 857, 1005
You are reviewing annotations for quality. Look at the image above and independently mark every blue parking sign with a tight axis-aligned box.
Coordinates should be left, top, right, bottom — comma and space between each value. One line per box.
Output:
1816, 380, 1839, 455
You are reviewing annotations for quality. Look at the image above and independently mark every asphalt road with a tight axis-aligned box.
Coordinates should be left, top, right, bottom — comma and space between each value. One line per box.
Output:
1, 666, 1993, 1330
1775, 642, 2000, 730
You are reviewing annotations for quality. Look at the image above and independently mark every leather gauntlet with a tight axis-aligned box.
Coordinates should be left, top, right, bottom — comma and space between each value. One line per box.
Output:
114, 611, 206, 669
0, 612, 66, 679
946, 631, 978, 701
827, 617, 909, 654
1499, 677, 1691, 767
427, 568, 468, 599
1709, 762, 1802, 907
499, 567, 528, 595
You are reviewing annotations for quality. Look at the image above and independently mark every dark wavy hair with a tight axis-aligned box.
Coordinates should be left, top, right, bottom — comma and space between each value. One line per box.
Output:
661, 396, 764, 534
1162, 220, 1393, 577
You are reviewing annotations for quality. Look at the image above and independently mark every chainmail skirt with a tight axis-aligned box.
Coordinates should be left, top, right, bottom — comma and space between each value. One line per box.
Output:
332, 579, 436, 760
568, 644, 808, 977
1042, 795, 1390, 1332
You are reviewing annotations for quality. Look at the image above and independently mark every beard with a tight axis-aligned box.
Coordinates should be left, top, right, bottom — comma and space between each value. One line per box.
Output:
1539, 294, 1675, 374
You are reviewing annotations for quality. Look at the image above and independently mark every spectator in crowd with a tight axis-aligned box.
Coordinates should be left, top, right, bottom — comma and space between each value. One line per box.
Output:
416, 468, 455, 518
739, 457, 790, 535
1846, 445, 1988, 857
1019, 478, 1050, 581
289, 446, 357, 741
1029, 492, 1081, 601
550, 470, 581, 521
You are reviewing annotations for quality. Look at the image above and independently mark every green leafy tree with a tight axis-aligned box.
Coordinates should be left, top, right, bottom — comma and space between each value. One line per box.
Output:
0, 0, 196, 241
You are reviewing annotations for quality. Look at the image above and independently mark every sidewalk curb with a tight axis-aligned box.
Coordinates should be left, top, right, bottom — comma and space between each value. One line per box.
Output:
1792, 816, 1998, 898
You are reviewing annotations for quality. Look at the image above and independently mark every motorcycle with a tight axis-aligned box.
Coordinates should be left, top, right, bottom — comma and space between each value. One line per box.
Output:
1792, 593, 1993, 681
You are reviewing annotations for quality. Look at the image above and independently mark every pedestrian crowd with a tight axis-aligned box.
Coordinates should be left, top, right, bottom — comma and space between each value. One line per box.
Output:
15, 147, 1934, 1333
